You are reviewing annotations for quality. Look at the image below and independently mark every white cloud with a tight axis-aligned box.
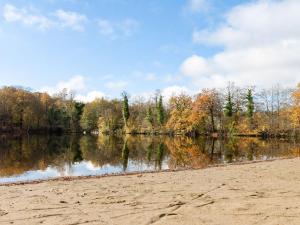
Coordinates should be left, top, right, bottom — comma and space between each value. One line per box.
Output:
41, 76, 107, 102
131, 85, 191, 103
3, 4, 53, 30
186, 0, 210, 13
55, 9, 87, 32
97, 18, 139, 39
183, 0, 300, 88
2, 4, 87, 32
181, 55, 211, 77
162, 85, 189, 102
75, 91, 106, 103
105, 81, 128, 90
193, 0, 300, 49
40, 75, 86, 95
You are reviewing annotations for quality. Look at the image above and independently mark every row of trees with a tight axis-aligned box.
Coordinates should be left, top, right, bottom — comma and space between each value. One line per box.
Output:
166, 84, 300, 137
80, 83, 300, 137
79, 90, 167, 134
1, 83, 300, 137
0, 87, 84, 133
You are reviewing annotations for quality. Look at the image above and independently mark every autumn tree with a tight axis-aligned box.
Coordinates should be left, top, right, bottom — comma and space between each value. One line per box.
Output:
166, 94, 193, 134
291, 83, 300, 129
98, 99, 123, 133
190, 89, 222, 133
80, 99, 105, 132
80, 98, 123, 133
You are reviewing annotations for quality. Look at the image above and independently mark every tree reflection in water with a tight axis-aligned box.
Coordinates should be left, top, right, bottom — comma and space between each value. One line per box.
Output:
0, 135, 300, 182
122, 140, 129, 172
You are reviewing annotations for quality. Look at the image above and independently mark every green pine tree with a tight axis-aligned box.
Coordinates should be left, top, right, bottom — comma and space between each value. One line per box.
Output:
122, 92, 130, 127
146, 107, 153, 126
224, 90, 234, 117
156, 95, 165, 126
246, 89, 254, 119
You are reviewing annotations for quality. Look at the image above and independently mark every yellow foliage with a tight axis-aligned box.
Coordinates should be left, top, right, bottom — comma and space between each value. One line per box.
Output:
189, 89, 221, 132
166, 94, 193, 133
291, 83, 300, 127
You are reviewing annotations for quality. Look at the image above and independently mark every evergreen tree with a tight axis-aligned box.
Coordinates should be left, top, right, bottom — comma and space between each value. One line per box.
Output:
122, 92, 130, 127
156, 95, 165, 126
246, 89, 254, 119
70, 102, 85, 132
224, 90, 234, 117
146, 107, 153, 125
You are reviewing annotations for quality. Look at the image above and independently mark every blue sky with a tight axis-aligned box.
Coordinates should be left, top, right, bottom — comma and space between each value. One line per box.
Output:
0, 0, 299, 101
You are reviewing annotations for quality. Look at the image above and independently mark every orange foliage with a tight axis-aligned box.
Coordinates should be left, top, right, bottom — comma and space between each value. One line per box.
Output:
190, 89, 221, 132
291, 83, 300, 127
166, 94, 193, 133
165, 137, 211, 169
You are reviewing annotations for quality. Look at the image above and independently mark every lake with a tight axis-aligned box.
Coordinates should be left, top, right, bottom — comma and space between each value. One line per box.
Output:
0, 135, 299, 184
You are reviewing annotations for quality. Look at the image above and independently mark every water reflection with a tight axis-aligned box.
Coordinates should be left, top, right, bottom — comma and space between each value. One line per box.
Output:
122, 140, 129, 171
0, 135, 300, 183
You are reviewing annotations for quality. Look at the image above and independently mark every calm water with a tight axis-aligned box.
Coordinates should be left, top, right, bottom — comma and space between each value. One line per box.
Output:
0, 135, 299, 184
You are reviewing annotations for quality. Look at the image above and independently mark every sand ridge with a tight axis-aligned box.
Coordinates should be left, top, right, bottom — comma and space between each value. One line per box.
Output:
0, 158, 300, 224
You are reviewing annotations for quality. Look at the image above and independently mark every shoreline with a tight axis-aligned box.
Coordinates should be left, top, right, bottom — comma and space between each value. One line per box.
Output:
1, 131, 299, 139
1, 157, 300, 225
0, 156, 295, 187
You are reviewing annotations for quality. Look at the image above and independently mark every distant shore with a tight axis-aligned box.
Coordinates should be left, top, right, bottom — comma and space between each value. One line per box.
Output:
1, 157, 300, 224
1, 130, 299, 140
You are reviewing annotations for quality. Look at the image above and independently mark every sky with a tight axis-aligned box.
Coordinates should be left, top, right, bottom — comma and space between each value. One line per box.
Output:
0, 0, 299, 102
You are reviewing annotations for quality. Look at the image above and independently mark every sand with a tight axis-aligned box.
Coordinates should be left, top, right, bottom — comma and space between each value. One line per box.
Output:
1, 158, 300, 225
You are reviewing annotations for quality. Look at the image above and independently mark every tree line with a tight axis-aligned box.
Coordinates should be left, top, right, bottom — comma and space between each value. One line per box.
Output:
0, 87, 84, 134
1, 83, 300, 137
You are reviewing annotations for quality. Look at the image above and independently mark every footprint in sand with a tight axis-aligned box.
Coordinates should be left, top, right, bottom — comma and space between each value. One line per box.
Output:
0, 209, 8, 216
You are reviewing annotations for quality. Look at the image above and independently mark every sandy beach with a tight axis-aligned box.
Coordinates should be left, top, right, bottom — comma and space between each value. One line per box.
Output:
0, 158, 300, 225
